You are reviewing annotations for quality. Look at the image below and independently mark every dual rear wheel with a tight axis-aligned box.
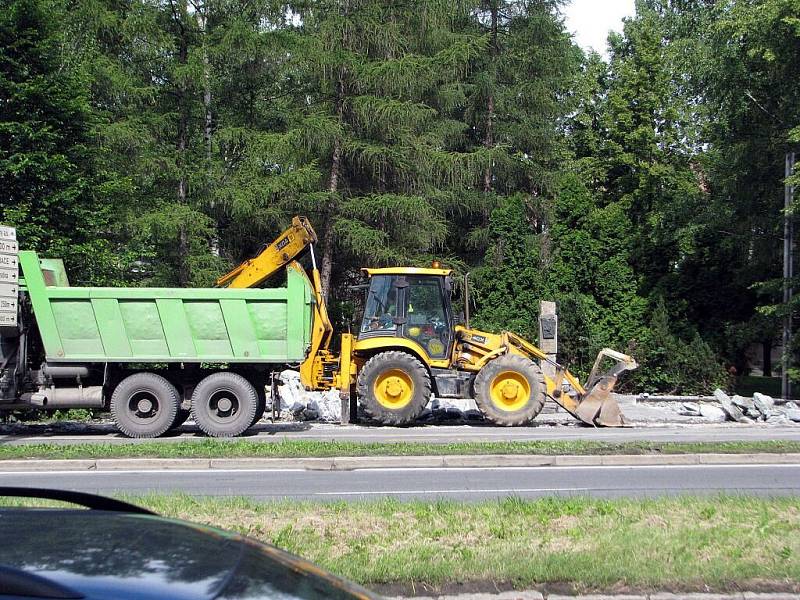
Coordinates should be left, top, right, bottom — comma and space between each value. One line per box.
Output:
111, 371, 263, 438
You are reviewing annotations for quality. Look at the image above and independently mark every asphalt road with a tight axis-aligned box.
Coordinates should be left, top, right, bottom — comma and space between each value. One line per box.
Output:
1, 422, 799, 445
2, 463, 798, 500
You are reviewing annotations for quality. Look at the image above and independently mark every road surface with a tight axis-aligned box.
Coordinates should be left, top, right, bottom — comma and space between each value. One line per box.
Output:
2, 463, 798, 500
1, 422, 799, 445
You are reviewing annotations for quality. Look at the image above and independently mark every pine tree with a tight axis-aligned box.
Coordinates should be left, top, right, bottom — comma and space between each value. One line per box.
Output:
0, 0, 121, 284
283, 0, 490, 299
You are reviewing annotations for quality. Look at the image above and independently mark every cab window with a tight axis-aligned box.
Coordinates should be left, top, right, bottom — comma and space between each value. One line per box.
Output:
360, 275, 398, 335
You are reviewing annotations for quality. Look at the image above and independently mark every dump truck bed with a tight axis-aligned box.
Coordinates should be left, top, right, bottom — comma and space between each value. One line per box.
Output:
19, 251, 314, 363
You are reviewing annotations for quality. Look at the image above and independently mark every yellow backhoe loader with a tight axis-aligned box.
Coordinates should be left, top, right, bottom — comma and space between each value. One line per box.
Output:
218, 216, 637, 427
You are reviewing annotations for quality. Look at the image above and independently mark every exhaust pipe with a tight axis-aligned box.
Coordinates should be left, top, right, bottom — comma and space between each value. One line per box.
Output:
25, 386, 104, 408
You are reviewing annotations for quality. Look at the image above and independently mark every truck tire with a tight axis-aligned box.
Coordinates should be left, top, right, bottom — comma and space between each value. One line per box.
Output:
191, 372, 258, 437
110, 372, 180, 438
474, 354, 545, 426
357, 351, 431, 425
250, 386, 266, 428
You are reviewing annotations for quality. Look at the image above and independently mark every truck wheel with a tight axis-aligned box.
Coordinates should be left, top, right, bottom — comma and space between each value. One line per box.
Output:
111, 372, 180, 438
191, 372, 258, 437
250, 387, 266, 428
474, 354, 545, 426
357, 351, 431, 425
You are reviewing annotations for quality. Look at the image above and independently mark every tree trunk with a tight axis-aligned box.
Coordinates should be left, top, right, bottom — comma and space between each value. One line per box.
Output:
483, 3, 498, 194
175, 0, 190, 286
763, 339, 773, 377
198, 4, 219, 258
320, 70, 345, 301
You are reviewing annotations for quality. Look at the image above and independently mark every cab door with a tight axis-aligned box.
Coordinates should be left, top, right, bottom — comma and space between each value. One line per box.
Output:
399, 275, 453, 359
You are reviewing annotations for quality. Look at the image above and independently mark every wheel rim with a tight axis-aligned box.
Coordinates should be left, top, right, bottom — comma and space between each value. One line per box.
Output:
205, 388, 240, 424
127, 390, 160, 423
373, 368, 415, 409
489, 370, 531, 412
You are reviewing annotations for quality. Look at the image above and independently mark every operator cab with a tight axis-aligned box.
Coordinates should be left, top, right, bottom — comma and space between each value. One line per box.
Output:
358, 267, 454, 359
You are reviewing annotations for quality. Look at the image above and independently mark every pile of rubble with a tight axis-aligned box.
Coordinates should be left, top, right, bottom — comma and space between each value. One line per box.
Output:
680, 389, 800, 424
275, 370, 342, 422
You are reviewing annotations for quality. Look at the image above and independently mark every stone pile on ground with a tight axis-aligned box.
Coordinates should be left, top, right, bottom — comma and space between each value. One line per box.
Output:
680, 389, 800, 424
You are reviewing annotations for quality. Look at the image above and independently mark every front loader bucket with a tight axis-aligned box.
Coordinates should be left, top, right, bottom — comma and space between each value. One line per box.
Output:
573, 349, 638, 427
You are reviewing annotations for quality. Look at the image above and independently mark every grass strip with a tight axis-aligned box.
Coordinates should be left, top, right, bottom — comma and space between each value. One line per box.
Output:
0, 439, 799, 460
9, 494, 797, 591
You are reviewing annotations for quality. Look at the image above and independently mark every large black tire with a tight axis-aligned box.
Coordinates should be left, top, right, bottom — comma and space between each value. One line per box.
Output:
474, 354, 546, 426
250, 385, 267, 428
357, 351, 431, 425
110, 372, 180, 438
191, 372, 258, 437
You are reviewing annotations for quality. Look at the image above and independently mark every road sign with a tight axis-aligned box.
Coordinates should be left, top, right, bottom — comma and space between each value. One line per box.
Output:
0, 267, 17, 284
0, 295, 17, 313
0, 225, 18, 329
0, 226, 16, 242
0, 239, 18, 254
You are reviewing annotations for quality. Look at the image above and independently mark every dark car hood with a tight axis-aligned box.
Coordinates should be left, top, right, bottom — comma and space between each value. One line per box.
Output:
0, 509, 376, 600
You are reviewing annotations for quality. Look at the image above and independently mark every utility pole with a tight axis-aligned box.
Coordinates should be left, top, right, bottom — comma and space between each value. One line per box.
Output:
783, 151, 796, 400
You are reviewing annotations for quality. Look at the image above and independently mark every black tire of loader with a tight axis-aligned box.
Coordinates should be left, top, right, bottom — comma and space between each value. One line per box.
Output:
356, 351, 431, 426
474, 354, 546, 426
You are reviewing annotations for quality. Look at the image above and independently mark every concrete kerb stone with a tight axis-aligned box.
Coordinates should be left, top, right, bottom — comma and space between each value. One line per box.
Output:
649, 594, 745, 600
0, 459, 97, 472
389, 593, 800, 600
547, 595, 647, 600
209, 457, 334, 471
96, 458, 212, 471
442, 454, 554, 468
0, 453, 799, 473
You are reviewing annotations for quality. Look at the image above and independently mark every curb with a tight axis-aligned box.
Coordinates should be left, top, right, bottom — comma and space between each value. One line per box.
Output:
387, 593, 800, 600
0, 453, 798, 472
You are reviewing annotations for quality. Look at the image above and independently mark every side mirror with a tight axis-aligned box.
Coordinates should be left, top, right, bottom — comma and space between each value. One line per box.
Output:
455, 311, 466, 326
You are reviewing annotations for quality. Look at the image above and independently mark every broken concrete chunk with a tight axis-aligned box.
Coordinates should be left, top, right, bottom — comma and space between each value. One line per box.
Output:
681, 402, 701, 416
714, 389, 747, 422
743, 406, 762, 418
698, 404, 727, 422
753, 392, 775, 417
731, 395, 755, 410
785, 408, 800, 423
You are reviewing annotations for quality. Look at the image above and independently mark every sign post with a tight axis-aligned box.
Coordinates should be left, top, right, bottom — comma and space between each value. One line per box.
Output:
0, 226, 18, 329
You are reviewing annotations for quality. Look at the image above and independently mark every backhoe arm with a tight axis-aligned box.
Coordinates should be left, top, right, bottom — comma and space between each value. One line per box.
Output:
217, 216, 318, 288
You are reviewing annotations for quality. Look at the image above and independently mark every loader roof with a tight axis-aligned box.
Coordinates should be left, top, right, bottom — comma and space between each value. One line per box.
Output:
362, 267, 452, 277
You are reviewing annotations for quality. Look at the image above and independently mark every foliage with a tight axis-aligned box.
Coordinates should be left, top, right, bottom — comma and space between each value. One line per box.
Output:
2, 0, 798, 391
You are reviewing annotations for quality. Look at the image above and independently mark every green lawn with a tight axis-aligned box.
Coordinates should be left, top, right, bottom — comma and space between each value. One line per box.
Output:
15, 493, 794, 593
1, 439, 800, 461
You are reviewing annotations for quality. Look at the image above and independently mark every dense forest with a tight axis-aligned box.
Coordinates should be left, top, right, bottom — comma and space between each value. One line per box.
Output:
1, 0, 798, 393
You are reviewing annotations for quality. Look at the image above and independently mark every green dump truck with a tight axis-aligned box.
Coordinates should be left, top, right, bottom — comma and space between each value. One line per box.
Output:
0, 249, 316, 437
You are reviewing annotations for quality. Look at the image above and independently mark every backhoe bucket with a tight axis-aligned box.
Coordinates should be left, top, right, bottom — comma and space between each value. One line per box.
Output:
573, 349, 638, 427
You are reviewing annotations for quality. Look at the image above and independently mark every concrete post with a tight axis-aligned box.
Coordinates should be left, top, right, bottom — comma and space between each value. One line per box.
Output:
538, 300, 558, 380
